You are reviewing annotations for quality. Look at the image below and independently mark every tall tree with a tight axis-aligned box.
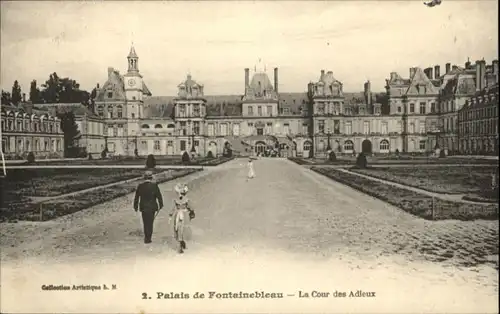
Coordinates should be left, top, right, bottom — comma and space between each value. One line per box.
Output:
11, 80, 22, 105
39, 72, 89, 104
29, 80, 41, 104
1, 90, 11, 105
57, 111, 82, 157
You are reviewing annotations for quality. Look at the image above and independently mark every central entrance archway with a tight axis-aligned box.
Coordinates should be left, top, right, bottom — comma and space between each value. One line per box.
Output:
255, 141, 266, 155
362, 139, 372, 154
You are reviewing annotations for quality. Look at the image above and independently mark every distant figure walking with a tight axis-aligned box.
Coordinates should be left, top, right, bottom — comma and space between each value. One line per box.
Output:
134, 171, 164, 244
247, 158, 255, 180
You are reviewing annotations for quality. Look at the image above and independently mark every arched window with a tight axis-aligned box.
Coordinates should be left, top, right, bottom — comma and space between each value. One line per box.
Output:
141, 124, 150, 129
97, 106, 104, 117
167, 123, 175, 128
303, 141, 312, 151
107, 105, 114, 119
343, 140, 354, 151
154, 124, 163, 129
117, 105, 123, 118
379, 140, 389, 152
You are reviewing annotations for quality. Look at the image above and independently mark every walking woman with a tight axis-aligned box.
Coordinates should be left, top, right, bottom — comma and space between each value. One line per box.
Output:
247, 158, 255, 180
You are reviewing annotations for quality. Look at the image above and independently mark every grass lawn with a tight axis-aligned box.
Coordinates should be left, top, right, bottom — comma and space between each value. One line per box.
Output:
350, 166, 499, 200
311, 167, 498, 221
23, 156, 234, 166
0, 168, 200, 222
289, 156, 497, 166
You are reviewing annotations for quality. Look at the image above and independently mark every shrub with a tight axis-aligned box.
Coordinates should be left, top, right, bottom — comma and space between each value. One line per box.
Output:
146, 154, 156, 169
134, 148, 139, 157
328, 151, 337, 162
182, 151, 191, 163
356, 152, 368, 168
101, 149, 107, 159
206, 151, 214, 159
26, 152, 35, 164
88, 154, 93, 160
439, 149, 446, 158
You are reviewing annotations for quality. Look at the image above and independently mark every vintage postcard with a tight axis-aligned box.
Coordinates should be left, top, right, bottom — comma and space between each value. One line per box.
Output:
0, 0, 498, 313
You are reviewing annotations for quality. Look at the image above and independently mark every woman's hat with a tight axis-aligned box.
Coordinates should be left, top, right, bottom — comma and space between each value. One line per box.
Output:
174, 183, 189, 194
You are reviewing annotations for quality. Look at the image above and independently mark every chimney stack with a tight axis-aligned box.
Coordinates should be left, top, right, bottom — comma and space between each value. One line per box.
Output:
452, 65, 458, 71
409, 67, 416, 78
97, 83, 100, 89
475, 60, 483, 91
364, 81, 372, 105
321, 69, 325, 79
465, 58, 471, 69
493, 60, 499, 84
434, 65, 440, 78
274, 67, 279, 94
108, 67, 114, 78
22, 93, 26, 102
428, 67, 433, 80
445, 63, 451, 74
244, 68, 249, 91
479, 60, 486, 90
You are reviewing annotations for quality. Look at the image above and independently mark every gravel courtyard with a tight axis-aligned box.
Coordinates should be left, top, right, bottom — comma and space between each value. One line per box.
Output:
1, 159, 498, 313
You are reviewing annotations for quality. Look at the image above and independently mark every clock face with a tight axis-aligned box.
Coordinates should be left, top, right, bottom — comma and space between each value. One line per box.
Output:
128, 79, 136, 86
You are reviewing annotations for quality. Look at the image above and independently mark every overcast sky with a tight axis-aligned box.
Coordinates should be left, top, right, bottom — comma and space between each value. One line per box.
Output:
1, 1, 498, 97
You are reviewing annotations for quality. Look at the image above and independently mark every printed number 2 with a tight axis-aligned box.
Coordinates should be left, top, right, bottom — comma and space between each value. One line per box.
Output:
142, 293, 148, 299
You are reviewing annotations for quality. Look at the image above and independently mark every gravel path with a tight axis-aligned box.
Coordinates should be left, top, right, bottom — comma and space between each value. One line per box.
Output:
1, 159, 498, 313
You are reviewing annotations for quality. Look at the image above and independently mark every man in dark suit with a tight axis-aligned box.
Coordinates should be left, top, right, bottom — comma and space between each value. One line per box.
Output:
134, 171, 163, 244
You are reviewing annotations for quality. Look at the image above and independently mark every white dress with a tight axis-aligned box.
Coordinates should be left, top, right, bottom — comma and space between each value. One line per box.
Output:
247, 162, 255, 178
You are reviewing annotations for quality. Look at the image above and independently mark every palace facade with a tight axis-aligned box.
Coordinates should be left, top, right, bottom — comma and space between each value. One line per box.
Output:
3, 46, 498, 159
1, 96, 64, 159
458, 82, 499, 155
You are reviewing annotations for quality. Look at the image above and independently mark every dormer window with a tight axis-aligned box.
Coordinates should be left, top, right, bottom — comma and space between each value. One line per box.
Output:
107, 92, 112, 98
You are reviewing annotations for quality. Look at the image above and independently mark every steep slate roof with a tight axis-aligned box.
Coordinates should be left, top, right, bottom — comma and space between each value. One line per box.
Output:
40, 103, 100, 119
95, 68, 127, 101
405, 67, 440, 95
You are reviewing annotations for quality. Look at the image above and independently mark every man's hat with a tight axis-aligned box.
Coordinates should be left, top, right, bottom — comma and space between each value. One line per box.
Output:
144, 170, 154, 180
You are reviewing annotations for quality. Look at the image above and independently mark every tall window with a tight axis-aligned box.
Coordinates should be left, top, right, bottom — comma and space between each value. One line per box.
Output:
154, 140, 160, 151
179, 105, 186, 117
107, 125, 114, 137
430, 103, 435, 113
233, 123, 240, 136
409, 103, 415, 113
208, 124, 214, 136
117, 124, 124, 136
193, 104, 200, 117
409, 122, 415, 134
180, 121, 187, 135
381, 122, 388, 134
180, 140, 186, 151
419, 123, 425, 134
265, 123, 272, 135
193, 122, 200, 135
318, 120, 325, 133
363, 121, 370, 134
257, 106, 262, 116
220, 123, 227, 136
248, 106, 253, 116
267, 105, 272, 116
117, 105, 123, 118
419, 140, 426, 150
344, 121, 352, 135
283, 123, 290, 135
108, 106, 114, 119
302, 123, 308, 135
419, 102, 426, 114
379, 140, 389, 151
397, 121, 402, 133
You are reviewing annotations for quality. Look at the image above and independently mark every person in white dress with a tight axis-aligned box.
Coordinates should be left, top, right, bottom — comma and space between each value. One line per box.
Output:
247, 158, 255, 180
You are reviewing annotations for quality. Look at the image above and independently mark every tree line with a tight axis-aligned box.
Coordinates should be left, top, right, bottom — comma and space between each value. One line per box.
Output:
2, 73, 99, 158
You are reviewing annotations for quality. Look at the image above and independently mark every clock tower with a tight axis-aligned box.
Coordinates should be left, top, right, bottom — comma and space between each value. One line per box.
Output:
123, 45, 145, 119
